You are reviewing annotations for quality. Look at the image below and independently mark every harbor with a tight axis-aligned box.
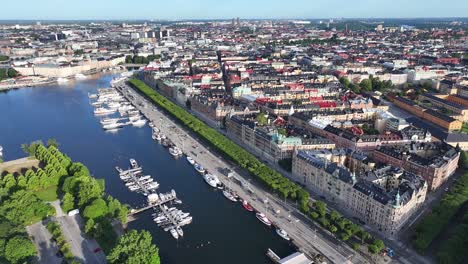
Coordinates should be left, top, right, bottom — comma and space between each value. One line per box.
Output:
0, 73, 296, 264
117, 159, 192, 240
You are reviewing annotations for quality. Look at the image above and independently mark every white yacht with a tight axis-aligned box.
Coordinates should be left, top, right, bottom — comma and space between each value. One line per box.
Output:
94, 107, 116, 116
256, 212, 272, 227
0, 145, 3, 156
75, 73, 87, 79
276, 228, 290, 241
203, 174, 218, 188
100, 118, 120, 126
176, 226, 184, 237
57, 77, 69, 83
178, 216, 193, 226
132, 119, 147, 127
129, 115, 142, 122
146, 182, 160, 190
130, 159, 138, 168
222, 189, 237, 202
170, 229, 179, 240
186, 156, 195, 165
169, 147, 182, 157
128, 185, 140, 191
107, 102, 121, 109
103, 122, 125, 130
194, 163, 205, 173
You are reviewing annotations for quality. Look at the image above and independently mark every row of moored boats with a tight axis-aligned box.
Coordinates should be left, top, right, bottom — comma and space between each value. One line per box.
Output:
115, 159, 159, 194
187, 154, 291, 241
89, 88, 147, 131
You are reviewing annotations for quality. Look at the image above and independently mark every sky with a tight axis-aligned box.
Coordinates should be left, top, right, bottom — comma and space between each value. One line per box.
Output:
2, 0, 467, 20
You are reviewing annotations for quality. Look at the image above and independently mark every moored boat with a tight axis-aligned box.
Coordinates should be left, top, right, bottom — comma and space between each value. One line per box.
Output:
176, 226, 184, 237
242, 200, 254, 212
194, 163, 205, 173
256, 212, 272, 226
203, 174, 218, 188
130, 159, 138, 168
276, 228, 290, 241
186, 156, 195, 165
222, 189, 237, 202
170, 228, 179, 240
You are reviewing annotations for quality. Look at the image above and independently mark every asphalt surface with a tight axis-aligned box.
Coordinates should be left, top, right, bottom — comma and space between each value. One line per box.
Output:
116, 81, 371, 264
49, 201, 107, 264
27, 221, 62, 264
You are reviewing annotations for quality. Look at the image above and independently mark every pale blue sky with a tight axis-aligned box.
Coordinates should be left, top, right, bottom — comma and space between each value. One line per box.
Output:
3, 0, 467, 20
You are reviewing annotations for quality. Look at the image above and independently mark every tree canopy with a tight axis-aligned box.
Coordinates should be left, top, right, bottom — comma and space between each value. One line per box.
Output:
107, 230, 160, 264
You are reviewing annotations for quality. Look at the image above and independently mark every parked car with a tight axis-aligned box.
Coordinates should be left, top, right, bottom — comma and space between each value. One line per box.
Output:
93, 247, 102, 253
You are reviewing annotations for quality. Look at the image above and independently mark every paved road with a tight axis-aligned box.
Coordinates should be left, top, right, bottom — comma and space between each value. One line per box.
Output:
56, 215, 107, 264
27, 221, 62, 264
49, 200, 106, 264
116, 81, 368, 264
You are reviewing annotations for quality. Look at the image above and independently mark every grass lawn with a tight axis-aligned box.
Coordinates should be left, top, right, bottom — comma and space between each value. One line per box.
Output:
35, 186, 58, 201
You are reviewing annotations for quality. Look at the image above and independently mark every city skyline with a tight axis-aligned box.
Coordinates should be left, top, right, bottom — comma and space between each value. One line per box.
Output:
4, 0, 468, 20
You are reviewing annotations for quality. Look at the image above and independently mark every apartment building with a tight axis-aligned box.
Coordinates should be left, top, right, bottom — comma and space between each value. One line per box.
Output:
292, 150, 427, 236
372, 142, 460, 191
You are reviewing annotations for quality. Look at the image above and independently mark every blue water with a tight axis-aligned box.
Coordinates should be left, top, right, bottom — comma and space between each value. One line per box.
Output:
0, 74, 295, 264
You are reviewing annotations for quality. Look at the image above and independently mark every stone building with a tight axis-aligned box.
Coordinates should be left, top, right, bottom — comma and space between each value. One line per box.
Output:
372, 142, 460, 191
291, 150, 427, 236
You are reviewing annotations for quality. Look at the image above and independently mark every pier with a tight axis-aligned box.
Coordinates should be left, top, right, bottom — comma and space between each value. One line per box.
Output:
127, 190, 178, 222
118, 160, 191, 238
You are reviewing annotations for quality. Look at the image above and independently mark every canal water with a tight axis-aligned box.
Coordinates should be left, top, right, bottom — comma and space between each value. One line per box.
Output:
0, 74, 295, 264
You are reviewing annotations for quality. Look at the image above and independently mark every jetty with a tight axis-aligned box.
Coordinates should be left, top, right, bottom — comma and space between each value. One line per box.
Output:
118, 159, 192, 239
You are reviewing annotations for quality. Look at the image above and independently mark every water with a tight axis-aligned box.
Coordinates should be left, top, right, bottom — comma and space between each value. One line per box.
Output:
0, 74, 295, 264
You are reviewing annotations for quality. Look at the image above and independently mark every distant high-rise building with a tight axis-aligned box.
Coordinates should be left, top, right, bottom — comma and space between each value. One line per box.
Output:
232, 18, 235, 27
237, 17, 240, 26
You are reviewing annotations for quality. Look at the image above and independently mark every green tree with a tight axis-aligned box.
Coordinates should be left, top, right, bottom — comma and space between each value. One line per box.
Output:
46, 138, 59, 148
62, 193, 75, 213
256, 112, 268, 126
329, 210, 341, 223
4, 236, 36, 264
107, 230, 160, 264
21, 140, 43, 157
85, 218, 95, 235
313, 201, 327, 218
459, 151, 468, 168
359, 79, 372, 92
78, 179, 104, 207
83, 198, 108, 220
368, 239, 385, 254
358, 230, 371, 244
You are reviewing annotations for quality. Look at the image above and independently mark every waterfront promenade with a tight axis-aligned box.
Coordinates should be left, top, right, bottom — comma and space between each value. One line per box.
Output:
115, 80, 367, 264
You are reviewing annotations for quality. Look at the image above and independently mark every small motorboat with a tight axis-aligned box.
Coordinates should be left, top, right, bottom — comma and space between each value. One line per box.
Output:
203, 174, 218, 188
276, 228, 290, 241
242, 200, 254, 212
222, 189, 237, 202
130, 159, 138, 169
176, 226, 184, 237
186, 156, 195, 165
170, 228, 179, 240
194, 163, 205, 173
256, 212, 272, 226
